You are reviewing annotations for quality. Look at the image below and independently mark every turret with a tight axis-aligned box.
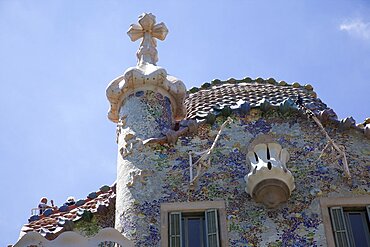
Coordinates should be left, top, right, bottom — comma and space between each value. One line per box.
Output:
106, 13, 186, 240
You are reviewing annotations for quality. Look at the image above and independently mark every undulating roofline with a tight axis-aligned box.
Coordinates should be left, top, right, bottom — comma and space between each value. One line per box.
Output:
184, 76, 370, 139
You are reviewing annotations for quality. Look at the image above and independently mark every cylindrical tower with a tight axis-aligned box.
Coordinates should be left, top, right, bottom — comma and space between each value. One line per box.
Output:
106, 13, 186, 243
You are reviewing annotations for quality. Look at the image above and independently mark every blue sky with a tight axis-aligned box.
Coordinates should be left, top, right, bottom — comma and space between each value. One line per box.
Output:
0, 0, 369, 245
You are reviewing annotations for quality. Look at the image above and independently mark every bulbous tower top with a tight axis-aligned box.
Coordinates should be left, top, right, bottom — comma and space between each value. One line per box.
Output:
106, 13, 187, 123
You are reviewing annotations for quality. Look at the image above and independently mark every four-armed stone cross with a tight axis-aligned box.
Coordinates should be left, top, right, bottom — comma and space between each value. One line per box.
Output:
127, 13, 168, 66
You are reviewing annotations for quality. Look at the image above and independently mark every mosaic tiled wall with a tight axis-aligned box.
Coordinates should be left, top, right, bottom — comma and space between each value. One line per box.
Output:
119, 90, 173, 139
116, 108, 370, 246
73, 199, 116, 238
116, 90, 174, 235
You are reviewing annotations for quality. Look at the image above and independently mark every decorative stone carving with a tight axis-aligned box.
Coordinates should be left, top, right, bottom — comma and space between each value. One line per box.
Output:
118, 131, 143, 158
116, 115, 127, 143
140, 119, 198, 145
127, 13, 168, 66
106, 13, 187, 123
245, 140, 295, 208
126, 169, 154, 188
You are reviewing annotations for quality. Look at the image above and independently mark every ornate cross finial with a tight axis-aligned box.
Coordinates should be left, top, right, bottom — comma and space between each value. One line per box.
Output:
127, 13, 168, 66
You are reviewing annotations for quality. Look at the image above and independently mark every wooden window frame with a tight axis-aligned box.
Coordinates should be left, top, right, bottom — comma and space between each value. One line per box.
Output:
160, 201, 228, 247
320, 196, 370, 247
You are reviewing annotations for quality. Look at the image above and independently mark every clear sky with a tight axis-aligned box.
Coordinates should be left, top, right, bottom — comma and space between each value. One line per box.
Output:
1, 0, 369, 245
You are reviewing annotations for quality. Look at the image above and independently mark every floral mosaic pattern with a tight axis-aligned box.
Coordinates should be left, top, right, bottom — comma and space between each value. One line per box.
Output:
118, 109, 370, 246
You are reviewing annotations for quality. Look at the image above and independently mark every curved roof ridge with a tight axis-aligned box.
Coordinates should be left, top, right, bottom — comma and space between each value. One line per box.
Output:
188, 77, 317, 96
184, 76, 369, 139
185, 77, 324, 120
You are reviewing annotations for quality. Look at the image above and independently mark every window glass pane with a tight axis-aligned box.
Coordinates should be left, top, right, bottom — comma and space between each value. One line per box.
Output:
188, 218, 203, 247
168, 210, 221, 247
348, 212, 370, 247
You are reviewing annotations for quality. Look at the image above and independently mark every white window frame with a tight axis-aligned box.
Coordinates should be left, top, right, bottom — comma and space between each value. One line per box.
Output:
161, 201, 228, 247
320, 196, 370, 247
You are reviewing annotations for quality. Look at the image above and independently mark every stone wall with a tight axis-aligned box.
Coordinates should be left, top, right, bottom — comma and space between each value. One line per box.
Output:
117, 109, 370, 246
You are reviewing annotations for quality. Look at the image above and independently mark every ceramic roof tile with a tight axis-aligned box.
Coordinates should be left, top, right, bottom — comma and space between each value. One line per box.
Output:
185, 79, 370, 138
185, 80, 327, 120
21, 184, 116, 240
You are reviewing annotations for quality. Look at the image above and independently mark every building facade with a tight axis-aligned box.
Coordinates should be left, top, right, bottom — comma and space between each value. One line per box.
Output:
14, 13, 370, 247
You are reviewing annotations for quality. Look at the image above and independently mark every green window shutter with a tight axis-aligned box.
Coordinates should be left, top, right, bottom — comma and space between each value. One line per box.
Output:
169, 212, 182, 247
205, 209, 220, 247
330, 207, 350, 247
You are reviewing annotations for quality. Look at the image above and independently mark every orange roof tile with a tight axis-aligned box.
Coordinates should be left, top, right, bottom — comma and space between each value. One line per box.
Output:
22, 184, 116, 240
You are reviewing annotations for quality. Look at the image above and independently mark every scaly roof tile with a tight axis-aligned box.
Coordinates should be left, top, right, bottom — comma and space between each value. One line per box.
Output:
21, 184, 116, 240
